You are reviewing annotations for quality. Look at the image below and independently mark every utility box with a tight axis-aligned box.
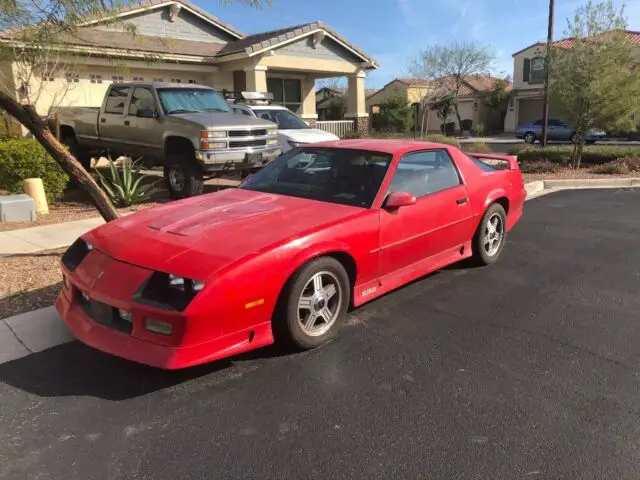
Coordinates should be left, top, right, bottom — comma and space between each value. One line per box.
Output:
0, 194, 37, 223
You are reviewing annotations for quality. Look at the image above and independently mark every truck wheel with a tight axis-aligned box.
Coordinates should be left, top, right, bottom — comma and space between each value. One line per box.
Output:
61, 133, 91, 170
164, 153, 204, 199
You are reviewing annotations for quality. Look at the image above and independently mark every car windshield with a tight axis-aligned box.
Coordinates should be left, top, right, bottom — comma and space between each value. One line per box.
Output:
157, 88, 231, 114
240, 147, 392, 208
254, 109, 310, 129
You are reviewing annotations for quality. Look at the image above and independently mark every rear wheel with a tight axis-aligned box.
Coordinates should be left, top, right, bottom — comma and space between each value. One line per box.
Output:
472, 203, 507, 266
164, 153, 204, 199
274, 257, 350, 350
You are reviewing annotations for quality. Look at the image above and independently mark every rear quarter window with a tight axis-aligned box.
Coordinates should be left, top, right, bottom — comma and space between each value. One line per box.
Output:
466, 154, 509, 172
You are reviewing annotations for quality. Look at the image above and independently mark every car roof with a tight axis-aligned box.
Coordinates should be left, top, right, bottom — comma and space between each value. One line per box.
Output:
303, 139, 456, 155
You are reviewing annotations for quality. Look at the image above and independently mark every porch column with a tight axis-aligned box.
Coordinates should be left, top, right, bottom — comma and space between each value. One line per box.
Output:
244, 65, 268, 92
300, 76, 317, 127
345, 70, 368, 137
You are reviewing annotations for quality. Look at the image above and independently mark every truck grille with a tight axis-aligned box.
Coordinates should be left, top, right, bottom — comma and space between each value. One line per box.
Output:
228, 129, 267, 137
229, 139, 267, 148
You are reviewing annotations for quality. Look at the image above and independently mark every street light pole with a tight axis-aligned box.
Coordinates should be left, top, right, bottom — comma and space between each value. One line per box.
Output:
541, 0, 555, 147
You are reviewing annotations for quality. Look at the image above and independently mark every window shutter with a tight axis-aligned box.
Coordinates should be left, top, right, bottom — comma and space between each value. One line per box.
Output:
523, 58, 531, 82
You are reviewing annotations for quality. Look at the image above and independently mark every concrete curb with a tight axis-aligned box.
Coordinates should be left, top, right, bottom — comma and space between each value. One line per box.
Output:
524, 177, 640, 200
0, 306, 74, 364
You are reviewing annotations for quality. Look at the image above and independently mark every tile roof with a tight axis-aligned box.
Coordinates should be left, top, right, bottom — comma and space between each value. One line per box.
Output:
394, 75, 510, 96
216, 21, 377, 65
512, 29, 640, 56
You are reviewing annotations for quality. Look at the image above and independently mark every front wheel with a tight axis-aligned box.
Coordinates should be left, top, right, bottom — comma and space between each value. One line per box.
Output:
274, 257, 350, 350
164, 153, 204, 199
472, 203, 507, 266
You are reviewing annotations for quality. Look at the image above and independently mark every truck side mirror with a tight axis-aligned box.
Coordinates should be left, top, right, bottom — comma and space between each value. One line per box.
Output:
137, 108, 158, 119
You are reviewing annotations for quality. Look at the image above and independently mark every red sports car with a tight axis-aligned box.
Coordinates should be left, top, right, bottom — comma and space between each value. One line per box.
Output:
56, 139, 526, 369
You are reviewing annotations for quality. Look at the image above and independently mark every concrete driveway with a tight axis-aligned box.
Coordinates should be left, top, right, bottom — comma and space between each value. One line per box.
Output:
1, 188, 639, 479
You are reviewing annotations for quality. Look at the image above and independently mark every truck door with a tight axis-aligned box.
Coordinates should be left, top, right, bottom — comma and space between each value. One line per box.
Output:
121, 86, 164, 163
99, 85, 132, 158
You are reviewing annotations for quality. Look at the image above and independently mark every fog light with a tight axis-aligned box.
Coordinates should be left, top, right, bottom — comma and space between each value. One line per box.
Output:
119, 309, 133, 322
145, 318, 172, 336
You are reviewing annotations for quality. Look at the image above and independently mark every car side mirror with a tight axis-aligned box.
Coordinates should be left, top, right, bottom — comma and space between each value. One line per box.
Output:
384, 191, 416, 210
137, 108, 158, 119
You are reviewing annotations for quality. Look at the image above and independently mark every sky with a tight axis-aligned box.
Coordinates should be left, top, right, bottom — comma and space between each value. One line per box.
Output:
203, 0, 640, 88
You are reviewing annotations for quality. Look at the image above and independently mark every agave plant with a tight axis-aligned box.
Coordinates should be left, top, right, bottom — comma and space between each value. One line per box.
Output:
94, 156, 159, 207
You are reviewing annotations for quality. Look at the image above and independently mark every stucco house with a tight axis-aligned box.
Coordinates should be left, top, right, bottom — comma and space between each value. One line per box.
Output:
315, 86, 379, 120
508, 30, 640, 132
0, 0, 378, 135
365, 76, 509, 134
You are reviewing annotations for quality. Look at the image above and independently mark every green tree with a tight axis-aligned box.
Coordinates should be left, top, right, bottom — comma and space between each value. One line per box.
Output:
431, 95, 454, 128
0, 0, 264, 222
550, 0, 640, 168
410, 41, 494, 134
377, 92, 412, 133
481, 77, 515, 133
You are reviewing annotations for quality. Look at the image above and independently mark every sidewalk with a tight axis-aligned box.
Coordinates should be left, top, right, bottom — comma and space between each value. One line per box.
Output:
0, 217, 105, 256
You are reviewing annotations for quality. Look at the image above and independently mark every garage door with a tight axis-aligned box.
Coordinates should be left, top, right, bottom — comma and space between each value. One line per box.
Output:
518, 98, 565, 126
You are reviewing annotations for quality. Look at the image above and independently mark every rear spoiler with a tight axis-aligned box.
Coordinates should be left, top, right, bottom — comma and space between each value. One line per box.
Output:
468, 152, 520, 170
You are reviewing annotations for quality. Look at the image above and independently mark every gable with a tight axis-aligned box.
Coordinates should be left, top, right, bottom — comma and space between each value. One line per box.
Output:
365, 80, 408, 106
93, 6, 237, 44
275, 36, 362, 64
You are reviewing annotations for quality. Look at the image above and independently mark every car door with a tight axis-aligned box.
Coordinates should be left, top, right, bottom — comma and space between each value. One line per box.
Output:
378, 149, 474, 284
121, 86, 164, 161
99, 85, 132, 156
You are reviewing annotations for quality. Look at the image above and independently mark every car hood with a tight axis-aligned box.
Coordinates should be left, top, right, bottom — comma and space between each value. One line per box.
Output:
280, 129, 340, 142
84, 189, 362, 281
172, 111, 276, 130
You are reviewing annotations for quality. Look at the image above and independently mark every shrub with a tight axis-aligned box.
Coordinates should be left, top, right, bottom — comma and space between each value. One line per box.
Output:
507, 144, 537, 156
590, 156, 640, 174
615, 156, 640, 172
0, 139, 69, 201
94, 156, 158, 207
474, 122, 485, 137
460, 119, 473, 132
0, 113, 22, 141
440, 122, 456, 136
461, 142, 492, 153
519, 160, 564, 174
423, 134, 461, 148
515, 145, 640, 166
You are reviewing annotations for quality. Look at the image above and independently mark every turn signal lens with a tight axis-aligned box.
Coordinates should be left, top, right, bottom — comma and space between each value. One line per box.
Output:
145, 318, 172, 336
200, 130, 226, 139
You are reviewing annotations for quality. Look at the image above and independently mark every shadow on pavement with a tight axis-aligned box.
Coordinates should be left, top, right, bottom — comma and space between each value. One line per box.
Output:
0, 340, 289, 401
0, 282, 62, 318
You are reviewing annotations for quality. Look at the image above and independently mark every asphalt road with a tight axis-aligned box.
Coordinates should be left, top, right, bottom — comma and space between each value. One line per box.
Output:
2, 189, 640, 480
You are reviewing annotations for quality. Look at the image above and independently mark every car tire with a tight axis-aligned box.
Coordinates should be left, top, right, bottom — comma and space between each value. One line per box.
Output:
164, 153, 204, 199
274, 257, 350, 350
523, 132, 536, 144
472, 203, 507, 266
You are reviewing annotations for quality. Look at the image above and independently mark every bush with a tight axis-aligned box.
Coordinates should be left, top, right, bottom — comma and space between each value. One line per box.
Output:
507, 144, 537, 156
519, 160, 564, 174
514, 145, 640, 166
423, 134, 461, 148
440, 122, 456, 136
0, 113, 22, 141
460, 119, 473, 132
590, 156, 640, 174
461, 142, 492, 153
0, 139, 69, 201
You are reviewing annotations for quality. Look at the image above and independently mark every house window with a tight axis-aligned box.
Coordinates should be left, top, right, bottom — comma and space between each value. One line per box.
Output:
153, 77, 164, 82
133, 76, 144, 81
112, 75, 124, 84
529, 56, 545, 84
42, 71, 55, 82
170, 78, 181, 83
267, 77, 302, 113
188, 79, 197, 84
89, 74, 103, 84
65, 72, 79, 83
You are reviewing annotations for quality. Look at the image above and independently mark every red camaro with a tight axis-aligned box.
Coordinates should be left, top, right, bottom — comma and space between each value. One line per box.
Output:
56, 139, 526, 369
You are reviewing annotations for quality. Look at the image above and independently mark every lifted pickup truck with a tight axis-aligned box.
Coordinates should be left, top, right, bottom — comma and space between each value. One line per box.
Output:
51, 82, 281, 198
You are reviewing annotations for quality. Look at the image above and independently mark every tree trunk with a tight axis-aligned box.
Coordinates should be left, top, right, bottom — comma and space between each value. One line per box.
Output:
453, 101, 463, 136
575, 138, 585, 170
0, 91, 119, 222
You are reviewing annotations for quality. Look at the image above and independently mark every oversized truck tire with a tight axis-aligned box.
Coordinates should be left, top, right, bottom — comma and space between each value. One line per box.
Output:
164, 153, 204, 199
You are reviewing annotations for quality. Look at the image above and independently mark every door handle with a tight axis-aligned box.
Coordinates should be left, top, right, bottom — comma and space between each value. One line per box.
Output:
100, 118, 106, 123
124, 120, 130, 126
456, 197, 468, 205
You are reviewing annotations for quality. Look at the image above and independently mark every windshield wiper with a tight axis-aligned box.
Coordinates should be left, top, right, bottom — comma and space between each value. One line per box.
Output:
167, 109, 198, 114
202, 107, 229, 112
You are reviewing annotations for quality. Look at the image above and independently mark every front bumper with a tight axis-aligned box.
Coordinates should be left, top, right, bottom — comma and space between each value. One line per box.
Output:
195, 146, 281, 173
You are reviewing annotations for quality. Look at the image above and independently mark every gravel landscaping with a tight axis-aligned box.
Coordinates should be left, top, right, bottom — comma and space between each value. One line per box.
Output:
522, 169, 639, 183
0, 248, 66, 319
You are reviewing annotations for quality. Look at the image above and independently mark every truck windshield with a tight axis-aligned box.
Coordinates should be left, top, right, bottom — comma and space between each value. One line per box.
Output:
254, 109, 310, 130
157, 88, 231, 114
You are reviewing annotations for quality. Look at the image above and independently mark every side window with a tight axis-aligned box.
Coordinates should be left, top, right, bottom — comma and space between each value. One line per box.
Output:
533, 119, 543, 126
104, 86, 130, 114
388, 150, 461, 198
128, 87, 156, 116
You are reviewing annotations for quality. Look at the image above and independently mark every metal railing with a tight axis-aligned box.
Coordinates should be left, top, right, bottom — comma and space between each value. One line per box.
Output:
316, 120, 354, 138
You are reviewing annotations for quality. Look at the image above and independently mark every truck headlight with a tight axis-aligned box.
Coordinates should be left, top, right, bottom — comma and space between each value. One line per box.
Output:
267, 128, 278, 136
267, 138, 279, 146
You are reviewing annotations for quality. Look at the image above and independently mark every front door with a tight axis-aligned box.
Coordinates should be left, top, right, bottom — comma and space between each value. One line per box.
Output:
121, 86, 164, 162
378, 149, 474, 284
